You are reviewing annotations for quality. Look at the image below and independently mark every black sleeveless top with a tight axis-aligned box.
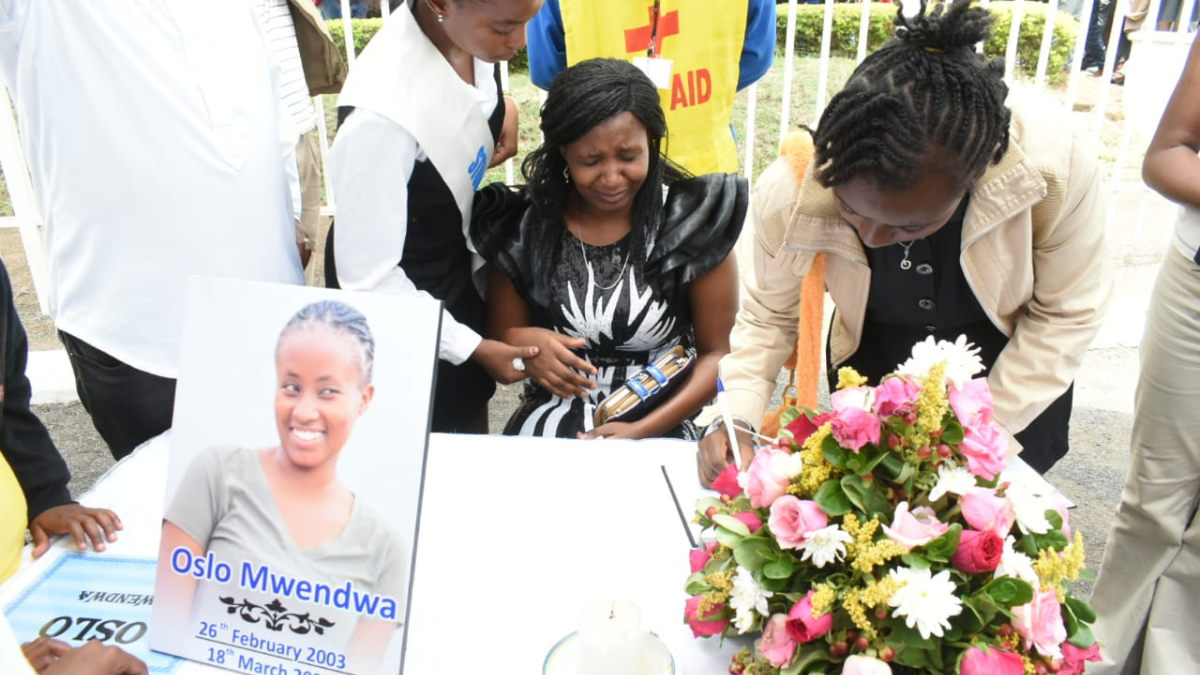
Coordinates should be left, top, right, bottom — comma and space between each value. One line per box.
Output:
326, 65, 505, 432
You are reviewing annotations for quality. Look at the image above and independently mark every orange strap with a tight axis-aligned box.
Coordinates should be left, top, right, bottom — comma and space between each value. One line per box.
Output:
760, 133, 825, 437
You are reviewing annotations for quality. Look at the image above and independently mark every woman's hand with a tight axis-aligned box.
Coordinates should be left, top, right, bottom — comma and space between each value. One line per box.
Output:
471, 339, 539, 384
504, 327, 598, 399
489, 96, 519, 168
696, 422, 755, 487
578, 421, 641, 440
35, 640, 148, 675
21, 638, 72, 672
30, 504, 122, 558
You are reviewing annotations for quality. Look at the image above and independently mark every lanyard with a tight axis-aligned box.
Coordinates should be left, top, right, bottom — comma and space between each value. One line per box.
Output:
647, 0, 662, 57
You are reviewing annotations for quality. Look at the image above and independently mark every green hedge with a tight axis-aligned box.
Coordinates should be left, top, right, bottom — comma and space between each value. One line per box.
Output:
328, 3, 1077, 85
326, 19, 529, 73
776, 2, 1080, 84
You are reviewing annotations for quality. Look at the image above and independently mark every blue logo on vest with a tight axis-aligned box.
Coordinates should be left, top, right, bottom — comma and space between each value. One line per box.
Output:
468, 147, 487, 189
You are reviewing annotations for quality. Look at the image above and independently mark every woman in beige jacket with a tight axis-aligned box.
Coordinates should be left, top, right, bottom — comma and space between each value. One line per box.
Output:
698, 0, 1112, 481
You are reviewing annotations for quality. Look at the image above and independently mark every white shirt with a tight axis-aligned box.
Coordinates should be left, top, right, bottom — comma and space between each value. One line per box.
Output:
0, 0, 304, 378
327, 58, 496, 365
252, 0, 318, 134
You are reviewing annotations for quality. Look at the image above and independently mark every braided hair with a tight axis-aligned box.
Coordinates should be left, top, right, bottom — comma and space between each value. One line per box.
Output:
278, 300, 376, 386
813, 0, 1010, 191
522, 58, 687, 282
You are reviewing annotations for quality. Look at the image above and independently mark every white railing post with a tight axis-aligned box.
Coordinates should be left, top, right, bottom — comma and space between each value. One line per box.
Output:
1034, 0, 1060, 88
743, 84, 759, 185
857, 1, 872, 65
341, 0, 356, 65
1064, 0, 1095, 112
815, 0, 836, 124
1004, 0, 1026, 84
779, 0, 800, 146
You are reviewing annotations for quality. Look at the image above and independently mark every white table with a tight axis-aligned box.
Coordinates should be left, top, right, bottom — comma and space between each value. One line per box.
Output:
1, 432, 741, 674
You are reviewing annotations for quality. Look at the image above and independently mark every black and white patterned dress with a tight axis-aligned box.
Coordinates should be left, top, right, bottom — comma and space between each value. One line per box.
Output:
472, 174, 747, 439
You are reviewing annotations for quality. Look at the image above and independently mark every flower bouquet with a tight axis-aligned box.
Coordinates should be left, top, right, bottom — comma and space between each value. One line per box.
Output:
684, 337, 1101, 675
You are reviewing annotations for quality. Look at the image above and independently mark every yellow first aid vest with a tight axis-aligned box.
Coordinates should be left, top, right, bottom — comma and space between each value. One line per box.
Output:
561, 0, 747, 175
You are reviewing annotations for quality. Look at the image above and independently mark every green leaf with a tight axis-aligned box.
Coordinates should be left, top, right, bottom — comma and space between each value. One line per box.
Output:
715, 526, 744, 549
901, 552, 931, 570
1067, 623, 1096, 649
822, 434, 849, 469
732, 536, 778, 574
924, 524, 963, 560
1063, 602, 1080, 636
815, 479, 853, 516
940, 420, 965, 445
881, 452, 906, 478
1046, 509, 1064, 530
684, 572, 709, 596
711, 514, 751, 537
859, 447, 891, 475
764, 555, 795, 580
779, 407, 802, 429
981, 577, 1034, 607
840, 474, 891, 517
1065, 596, 1097, 623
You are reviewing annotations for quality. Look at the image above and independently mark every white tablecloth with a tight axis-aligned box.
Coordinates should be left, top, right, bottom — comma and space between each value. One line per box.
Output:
1, 431, 741, 674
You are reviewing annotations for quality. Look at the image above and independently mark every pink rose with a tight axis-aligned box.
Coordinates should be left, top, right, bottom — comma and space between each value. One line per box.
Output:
841, 655, 892, 675
684, 595, 728, 637
1059, 641, 1101, 675
1013, 588, 1068, 658
746, 446, 795, 509
830, 407, 882, 453
732, 511, 763, 533
959, 646, 1024, 675
959, 423, 1009, 480
882, 501, 949, 548
757, 614, 797, 668
689, 541, 718, 574
961, 487, 1016, 538
769, 496, 829, 550
950, 529, 1004, 573
785, 591, 832, 643
874, 376, 921, 418
950, 378, 994, 427
711, 463, 743, 498
785, 413, 819, 445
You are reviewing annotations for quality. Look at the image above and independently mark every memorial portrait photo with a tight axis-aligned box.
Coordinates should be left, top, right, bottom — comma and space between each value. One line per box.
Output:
149, 278, 440, 675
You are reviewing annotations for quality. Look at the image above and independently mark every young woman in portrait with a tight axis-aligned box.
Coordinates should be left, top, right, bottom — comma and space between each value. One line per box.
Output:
156, 301, 406, 675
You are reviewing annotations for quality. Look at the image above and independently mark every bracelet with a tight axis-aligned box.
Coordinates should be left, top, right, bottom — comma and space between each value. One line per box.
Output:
701, 415, 756, 439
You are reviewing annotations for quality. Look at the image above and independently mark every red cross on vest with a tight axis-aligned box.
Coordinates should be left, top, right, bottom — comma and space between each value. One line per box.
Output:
623, 5, 680, 56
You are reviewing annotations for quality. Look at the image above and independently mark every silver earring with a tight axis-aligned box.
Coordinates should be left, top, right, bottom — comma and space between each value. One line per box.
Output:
436, 13, 444, 22
563, 167, 570, 183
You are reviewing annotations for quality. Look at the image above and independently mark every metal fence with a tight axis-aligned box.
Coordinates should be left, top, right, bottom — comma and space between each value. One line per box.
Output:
0, 0, 1194, 314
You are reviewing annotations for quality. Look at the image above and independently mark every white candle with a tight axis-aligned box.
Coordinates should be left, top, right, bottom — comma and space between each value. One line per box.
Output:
575, 598, 647, 675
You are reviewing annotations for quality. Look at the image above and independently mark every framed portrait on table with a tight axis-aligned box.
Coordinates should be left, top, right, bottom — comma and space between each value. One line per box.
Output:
149, 277, 441, 675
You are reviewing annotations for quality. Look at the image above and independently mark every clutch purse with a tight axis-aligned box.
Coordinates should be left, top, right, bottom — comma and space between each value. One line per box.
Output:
592, 346, 696, 427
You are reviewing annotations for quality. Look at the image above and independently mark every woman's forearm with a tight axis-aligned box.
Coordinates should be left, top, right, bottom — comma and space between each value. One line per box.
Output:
628, 352, 723, 439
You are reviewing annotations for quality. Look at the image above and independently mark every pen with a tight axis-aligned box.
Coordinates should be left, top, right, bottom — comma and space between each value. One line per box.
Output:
716, 375, 742, 472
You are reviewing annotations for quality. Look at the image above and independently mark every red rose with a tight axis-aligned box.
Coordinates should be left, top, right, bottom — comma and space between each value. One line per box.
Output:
711, 464, 743, 498
785, 413, 819, 445
950, 529, 1004, 574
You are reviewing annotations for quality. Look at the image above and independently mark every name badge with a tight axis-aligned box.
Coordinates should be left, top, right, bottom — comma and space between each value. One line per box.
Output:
632, 56, 674, 90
